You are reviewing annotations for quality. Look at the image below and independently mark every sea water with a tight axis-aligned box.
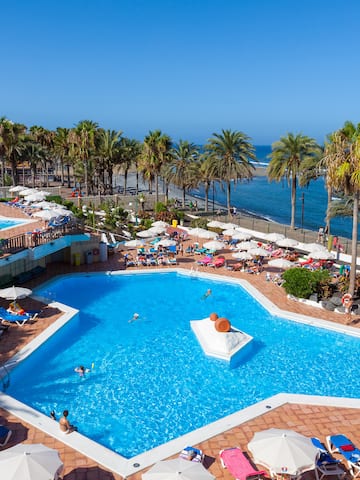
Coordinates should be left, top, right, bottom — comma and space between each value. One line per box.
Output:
192, 145, 355, 239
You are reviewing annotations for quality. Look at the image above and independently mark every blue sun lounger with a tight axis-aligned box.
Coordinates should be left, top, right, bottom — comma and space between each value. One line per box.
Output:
311, 437, 345, 480
0, 307, 38, 326
326, 434, 360, 478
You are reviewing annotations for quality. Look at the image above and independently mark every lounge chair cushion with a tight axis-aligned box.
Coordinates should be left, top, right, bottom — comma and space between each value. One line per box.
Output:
341, 445, 355, 451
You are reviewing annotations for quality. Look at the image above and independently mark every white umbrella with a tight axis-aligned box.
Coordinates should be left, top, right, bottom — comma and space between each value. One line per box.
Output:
221, 222, 238, 230
249, 247, 270, 257
124, 239, 145, 247
142, 458, 215, 480
9, 185, 25, 192
189, 227, 210, 237
277, 238, 299, 248
248, 428, 318, 476
236, 240, 258, 251
307, 250, 335, 260
157, 238, 176, 247
268, 258, 295, 269
231, 232, 252, 241
137, 230, 156, 238
222, 229, 237, 236
158, 238, 177, 247
147, 226, 167, 234
207, 220, 225, 228
203, 240, 226, 251
33, 209, 61, 221
151, 220, 170, 227
0, 443, 63, 480
0, 286, 32, 300
31, 201, 57, 209
19, 188, 37, 196
24, 193, 47, 202
297, 242, 328, 253
266, 232, 285, 243
232, 251, 252, 260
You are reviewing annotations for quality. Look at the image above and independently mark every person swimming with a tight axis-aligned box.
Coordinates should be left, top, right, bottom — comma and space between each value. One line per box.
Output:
74, 365, 90, 377
201, 289, 212, 300
128, 312, 139, 323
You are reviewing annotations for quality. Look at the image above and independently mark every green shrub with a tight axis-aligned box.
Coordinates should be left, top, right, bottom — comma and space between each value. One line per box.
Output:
282, 267, 330, 299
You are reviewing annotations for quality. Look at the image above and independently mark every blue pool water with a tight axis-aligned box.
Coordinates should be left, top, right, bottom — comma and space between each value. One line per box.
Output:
6, 271, 360, 458
0, 217, 25, 230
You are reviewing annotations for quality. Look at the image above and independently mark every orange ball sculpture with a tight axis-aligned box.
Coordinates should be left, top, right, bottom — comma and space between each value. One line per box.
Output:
209, 312, 219, 321
215, 317, 231, 332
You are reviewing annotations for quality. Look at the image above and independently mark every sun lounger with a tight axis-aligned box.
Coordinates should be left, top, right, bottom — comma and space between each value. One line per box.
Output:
179, 446, 204, 463
0, 425, 12, 446
220, 447, 267, 480
0, 307, 38, 326
208, 257, 226, 268
197, 255, 213, 266
311, 437, 345, 480
326, 434, 360, 478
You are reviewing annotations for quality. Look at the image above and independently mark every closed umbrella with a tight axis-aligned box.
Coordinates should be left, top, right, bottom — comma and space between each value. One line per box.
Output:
0, 286, 32, 300
248, 428, 318, 476
142, 458, 215, 480
0, 443, 63, 480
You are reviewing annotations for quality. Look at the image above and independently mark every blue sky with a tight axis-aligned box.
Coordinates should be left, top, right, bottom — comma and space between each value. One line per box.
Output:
2, 0, 360, 145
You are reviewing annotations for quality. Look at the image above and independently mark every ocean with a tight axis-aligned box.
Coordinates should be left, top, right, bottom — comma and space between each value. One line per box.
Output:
191, 145, 355, 240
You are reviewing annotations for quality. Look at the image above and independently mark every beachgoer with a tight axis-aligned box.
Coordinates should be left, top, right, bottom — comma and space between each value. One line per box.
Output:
186, 449, 197, 461
74, 365, 90, 377
317, 226, 324, 243
59, 410, 76, 434
129, 312, 139, 323
202, 289, 212, 300
8, 301, 26, 315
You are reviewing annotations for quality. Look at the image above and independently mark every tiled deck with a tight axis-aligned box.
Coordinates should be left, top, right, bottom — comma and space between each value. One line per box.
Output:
0, 206, 359, 479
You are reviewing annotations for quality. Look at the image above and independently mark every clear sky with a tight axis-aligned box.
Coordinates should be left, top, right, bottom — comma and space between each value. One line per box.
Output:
2, 0, 360, 145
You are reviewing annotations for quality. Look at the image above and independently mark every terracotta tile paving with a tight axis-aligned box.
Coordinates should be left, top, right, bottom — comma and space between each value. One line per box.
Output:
0, 206, 359, 479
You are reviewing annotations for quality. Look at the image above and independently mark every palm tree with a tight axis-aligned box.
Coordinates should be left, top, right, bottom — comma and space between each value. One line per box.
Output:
29, 125, 55, 186
54, 127, 71, 186
205, 129, 255, 215
139, 130, 172, 202
0, 119, 27, 185
69, 120, 98, 195
322, 122, 360, 295
117, 137, 142, 194
268, 133, 322, 229
97, 129, 122, 194
165, 140, 200, 207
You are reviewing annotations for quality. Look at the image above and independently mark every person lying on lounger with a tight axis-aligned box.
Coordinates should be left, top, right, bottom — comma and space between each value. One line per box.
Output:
8, 301, 26, 315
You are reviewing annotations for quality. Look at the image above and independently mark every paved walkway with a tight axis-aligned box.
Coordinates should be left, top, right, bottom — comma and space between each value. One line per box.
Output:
0, 214, 359, 479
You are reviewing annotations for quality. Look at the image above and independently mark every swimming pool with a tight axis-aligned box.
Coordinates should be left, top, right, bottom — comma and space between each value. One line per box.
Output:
0, 216, 28, 231
5, 271, 360, 458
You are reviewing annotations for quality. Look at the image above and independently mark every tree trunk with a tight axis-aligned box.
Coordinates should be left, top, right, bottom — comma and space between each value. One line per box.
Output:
204, 182, 209, 212
349, 190, 359, 296
325, 185, 332, 234
226, 181, 231, 215
182, 188, 186, 207
290, 175, 297, 229
155, 174, 159, 203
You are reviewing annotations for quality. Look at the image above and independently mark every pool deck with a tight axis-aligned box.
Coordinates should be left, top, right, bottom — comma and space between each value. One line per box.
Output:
0, 213, 360, 479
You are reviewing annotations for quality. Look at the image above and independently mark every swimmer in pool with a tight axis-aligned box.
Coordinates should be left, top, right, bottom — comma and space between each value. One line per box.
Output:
201, 289, 212, 300
128, 312, 139, 323
74, 365, 90, 377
